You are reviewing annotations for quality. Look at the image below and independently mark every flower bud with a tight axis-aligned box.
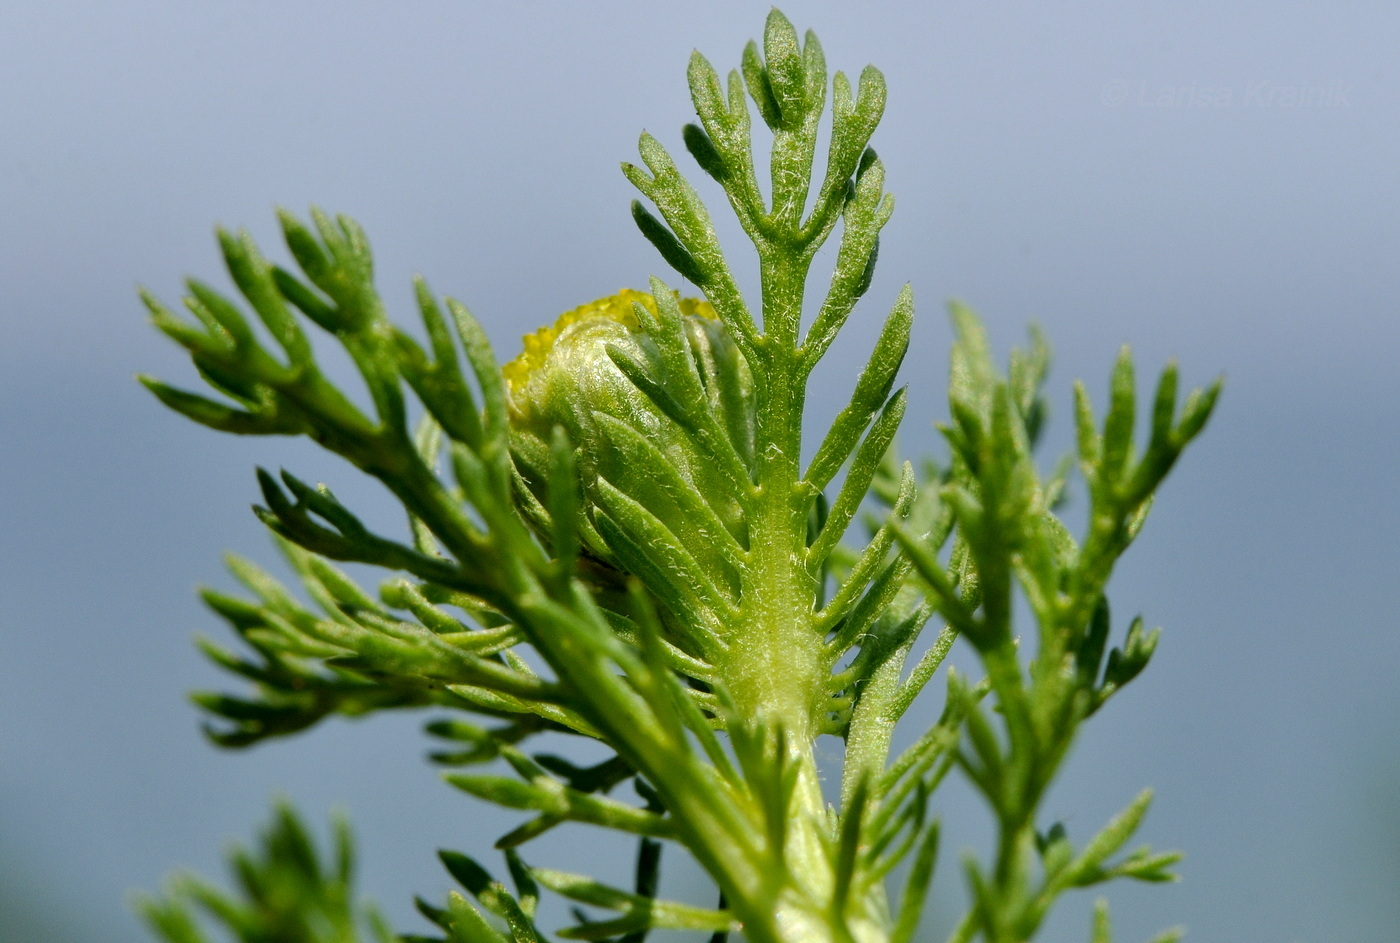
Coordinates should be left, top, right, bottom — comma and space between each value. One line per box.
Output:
505, 289, 753, 579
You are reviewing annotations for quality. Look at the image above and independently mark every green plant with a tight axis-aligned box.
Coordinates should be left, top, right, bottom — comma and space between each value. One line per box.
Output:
136, 11, 1218, 943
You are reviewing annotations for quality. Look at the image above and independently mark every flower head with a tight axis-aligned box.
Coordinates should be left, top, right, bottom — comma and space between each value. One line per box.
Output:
502, 288, 716, 398
505, 288, 753, 576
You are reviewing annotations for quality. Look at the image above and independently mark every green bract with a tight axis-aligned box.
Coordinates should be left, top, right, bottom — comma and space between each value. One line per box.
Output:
139, 10, 1217, 943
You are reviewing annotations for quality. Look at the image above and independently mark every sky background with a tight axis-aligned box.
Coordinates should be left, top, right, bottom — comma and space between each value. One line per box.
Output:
2, 1, 1398, 941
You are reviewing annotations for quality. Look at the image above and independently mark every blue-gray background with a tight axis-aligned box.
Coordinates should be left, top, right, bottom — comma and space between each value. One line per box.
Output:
2, 2, 1397, 941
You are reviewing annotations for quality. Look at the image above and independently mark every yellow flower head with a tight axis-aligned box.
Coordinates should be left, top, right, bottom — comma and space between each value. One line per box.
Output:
502, 289, 716, 395
503, 287, 753, 571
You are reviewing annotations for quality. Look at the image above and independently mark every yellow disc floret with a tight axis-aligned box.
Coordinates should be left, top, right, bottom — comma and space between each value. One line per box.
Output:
502, 289, 716, 394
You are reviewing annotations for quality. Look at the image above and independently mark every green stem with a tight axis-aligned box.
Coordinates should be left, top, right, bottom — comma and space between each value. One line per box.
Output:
713, 248, 893, 942
723, 252, 818, 731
